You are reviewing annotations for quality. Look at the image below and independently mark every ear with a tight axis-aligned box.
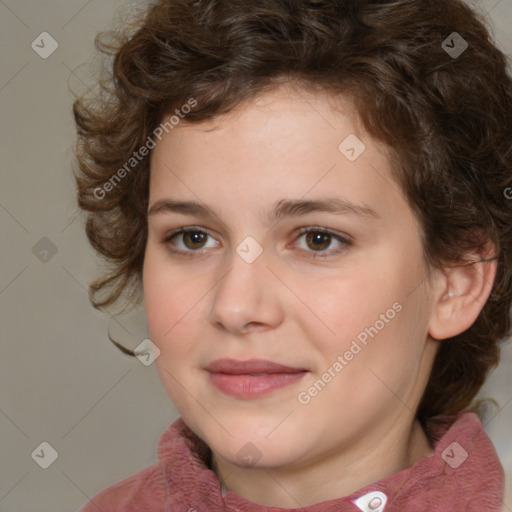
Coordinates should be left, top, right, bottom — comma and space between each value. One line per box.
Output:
428, 243, 497, 341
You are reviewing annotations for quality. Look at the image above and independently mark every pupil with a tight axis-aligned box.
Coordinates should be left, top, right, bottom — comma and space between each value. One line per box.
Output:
308, 232, 329, 250
187, 232, 204, 248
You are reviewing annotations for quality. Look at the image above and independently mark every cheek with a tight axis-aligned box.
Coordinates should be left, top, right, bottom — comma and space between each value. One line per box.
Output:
312, 259, 428, 370
143, 255, 200, 405
143, 256, 168, 339
143, 246, 184, 316
143, 251, 187, 348
143, 250, 209, 365
303, 269, 400, 352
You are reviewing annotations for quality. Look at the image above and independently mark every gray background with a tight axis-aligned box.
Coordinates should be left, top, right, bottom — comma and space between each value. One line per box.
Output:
0, 1, 511, 511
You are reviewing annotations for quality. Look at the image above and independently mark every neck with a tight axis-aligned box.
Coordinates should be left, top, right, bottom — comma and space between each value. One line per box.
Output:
212, 418, 433, 507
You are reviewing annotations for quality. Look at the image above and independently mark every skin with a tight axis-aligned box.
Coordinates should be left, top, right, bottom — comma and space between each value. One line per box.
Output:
142, 84, 496, 507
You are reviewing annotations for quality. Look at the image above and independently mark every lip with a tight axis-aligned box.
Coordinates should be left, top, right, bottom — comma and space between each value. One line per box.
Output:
205, 358, 308, 399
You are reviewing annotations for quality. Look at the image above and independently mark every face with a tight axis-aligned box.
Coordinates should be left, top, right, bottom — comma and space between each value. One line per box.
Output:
143, 85, 439, 472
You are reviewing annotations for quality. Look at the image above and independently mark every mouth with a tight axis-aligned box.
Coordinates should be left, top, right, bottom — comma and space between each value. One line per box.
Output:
205, 358, 309, 399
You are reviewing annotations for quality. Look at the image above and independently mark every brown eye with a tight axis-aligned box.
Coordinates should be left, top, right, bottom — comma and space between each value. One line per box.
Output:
163, 227, 218, 255
293, 227, 351, 259
181, 230, 207, 249
304, 231, 332, 251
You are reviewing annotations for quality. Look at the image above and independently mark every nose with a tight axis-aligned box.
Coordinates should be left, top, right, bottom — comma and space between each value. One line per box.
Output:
207, 243, 285, 335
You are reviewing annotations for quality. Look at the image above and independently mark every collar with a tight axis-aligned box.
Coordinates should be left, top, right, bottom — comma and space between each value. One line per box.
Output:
157, 411, 504, 511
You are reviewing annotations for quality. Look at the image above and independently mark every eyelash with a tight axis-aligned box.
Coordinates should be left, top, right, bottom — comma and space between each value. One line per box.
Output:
161, 226, 352, 259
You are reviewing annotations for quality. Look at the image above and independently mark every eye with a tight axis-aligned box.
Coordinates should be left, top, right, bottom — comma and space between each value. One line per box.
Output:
162, 227, 218, 255
161, 226, 351, 258
292, 227, 351, 259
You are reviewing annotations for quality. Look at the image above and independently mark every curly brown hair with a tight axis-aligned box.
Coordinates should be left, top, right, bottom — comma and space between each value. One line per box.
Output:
72, 0, 512, 423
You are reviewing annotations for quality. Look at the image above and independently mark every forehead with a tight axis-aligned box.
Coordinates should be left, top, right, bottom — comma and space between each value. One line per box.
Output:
151, 85, 370, 176
148, 85, 411, 227
174, 84, 362, 142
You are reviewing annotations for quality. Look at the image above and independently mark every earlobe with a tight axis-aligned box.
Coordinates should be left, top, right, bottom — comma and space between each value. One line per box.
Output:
428, 247, 497, 341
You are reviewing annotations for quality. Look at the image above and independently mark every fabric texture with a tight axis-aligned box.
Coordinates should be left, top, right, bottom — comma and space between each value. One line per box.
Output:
78, 411, 504, 512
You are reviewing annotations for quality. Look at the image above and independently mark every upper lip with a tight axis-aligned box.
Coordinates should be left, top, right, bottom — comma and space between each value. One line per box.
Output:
205, 358, 307, 374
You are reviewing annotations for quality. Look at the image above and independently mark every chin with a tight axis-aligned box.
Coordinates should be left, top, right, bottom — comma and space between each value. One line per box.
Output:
208, 426, 306, 468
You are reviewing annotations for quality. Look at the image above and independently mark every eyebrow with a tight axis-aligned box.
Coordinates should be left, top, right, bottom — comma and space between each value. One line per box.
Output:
147, 197, 380, 225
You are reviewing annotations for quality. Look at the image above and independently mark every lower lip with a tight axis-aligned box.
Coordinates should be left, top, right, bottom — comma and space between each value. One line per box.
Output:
208, 371, 307, 398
